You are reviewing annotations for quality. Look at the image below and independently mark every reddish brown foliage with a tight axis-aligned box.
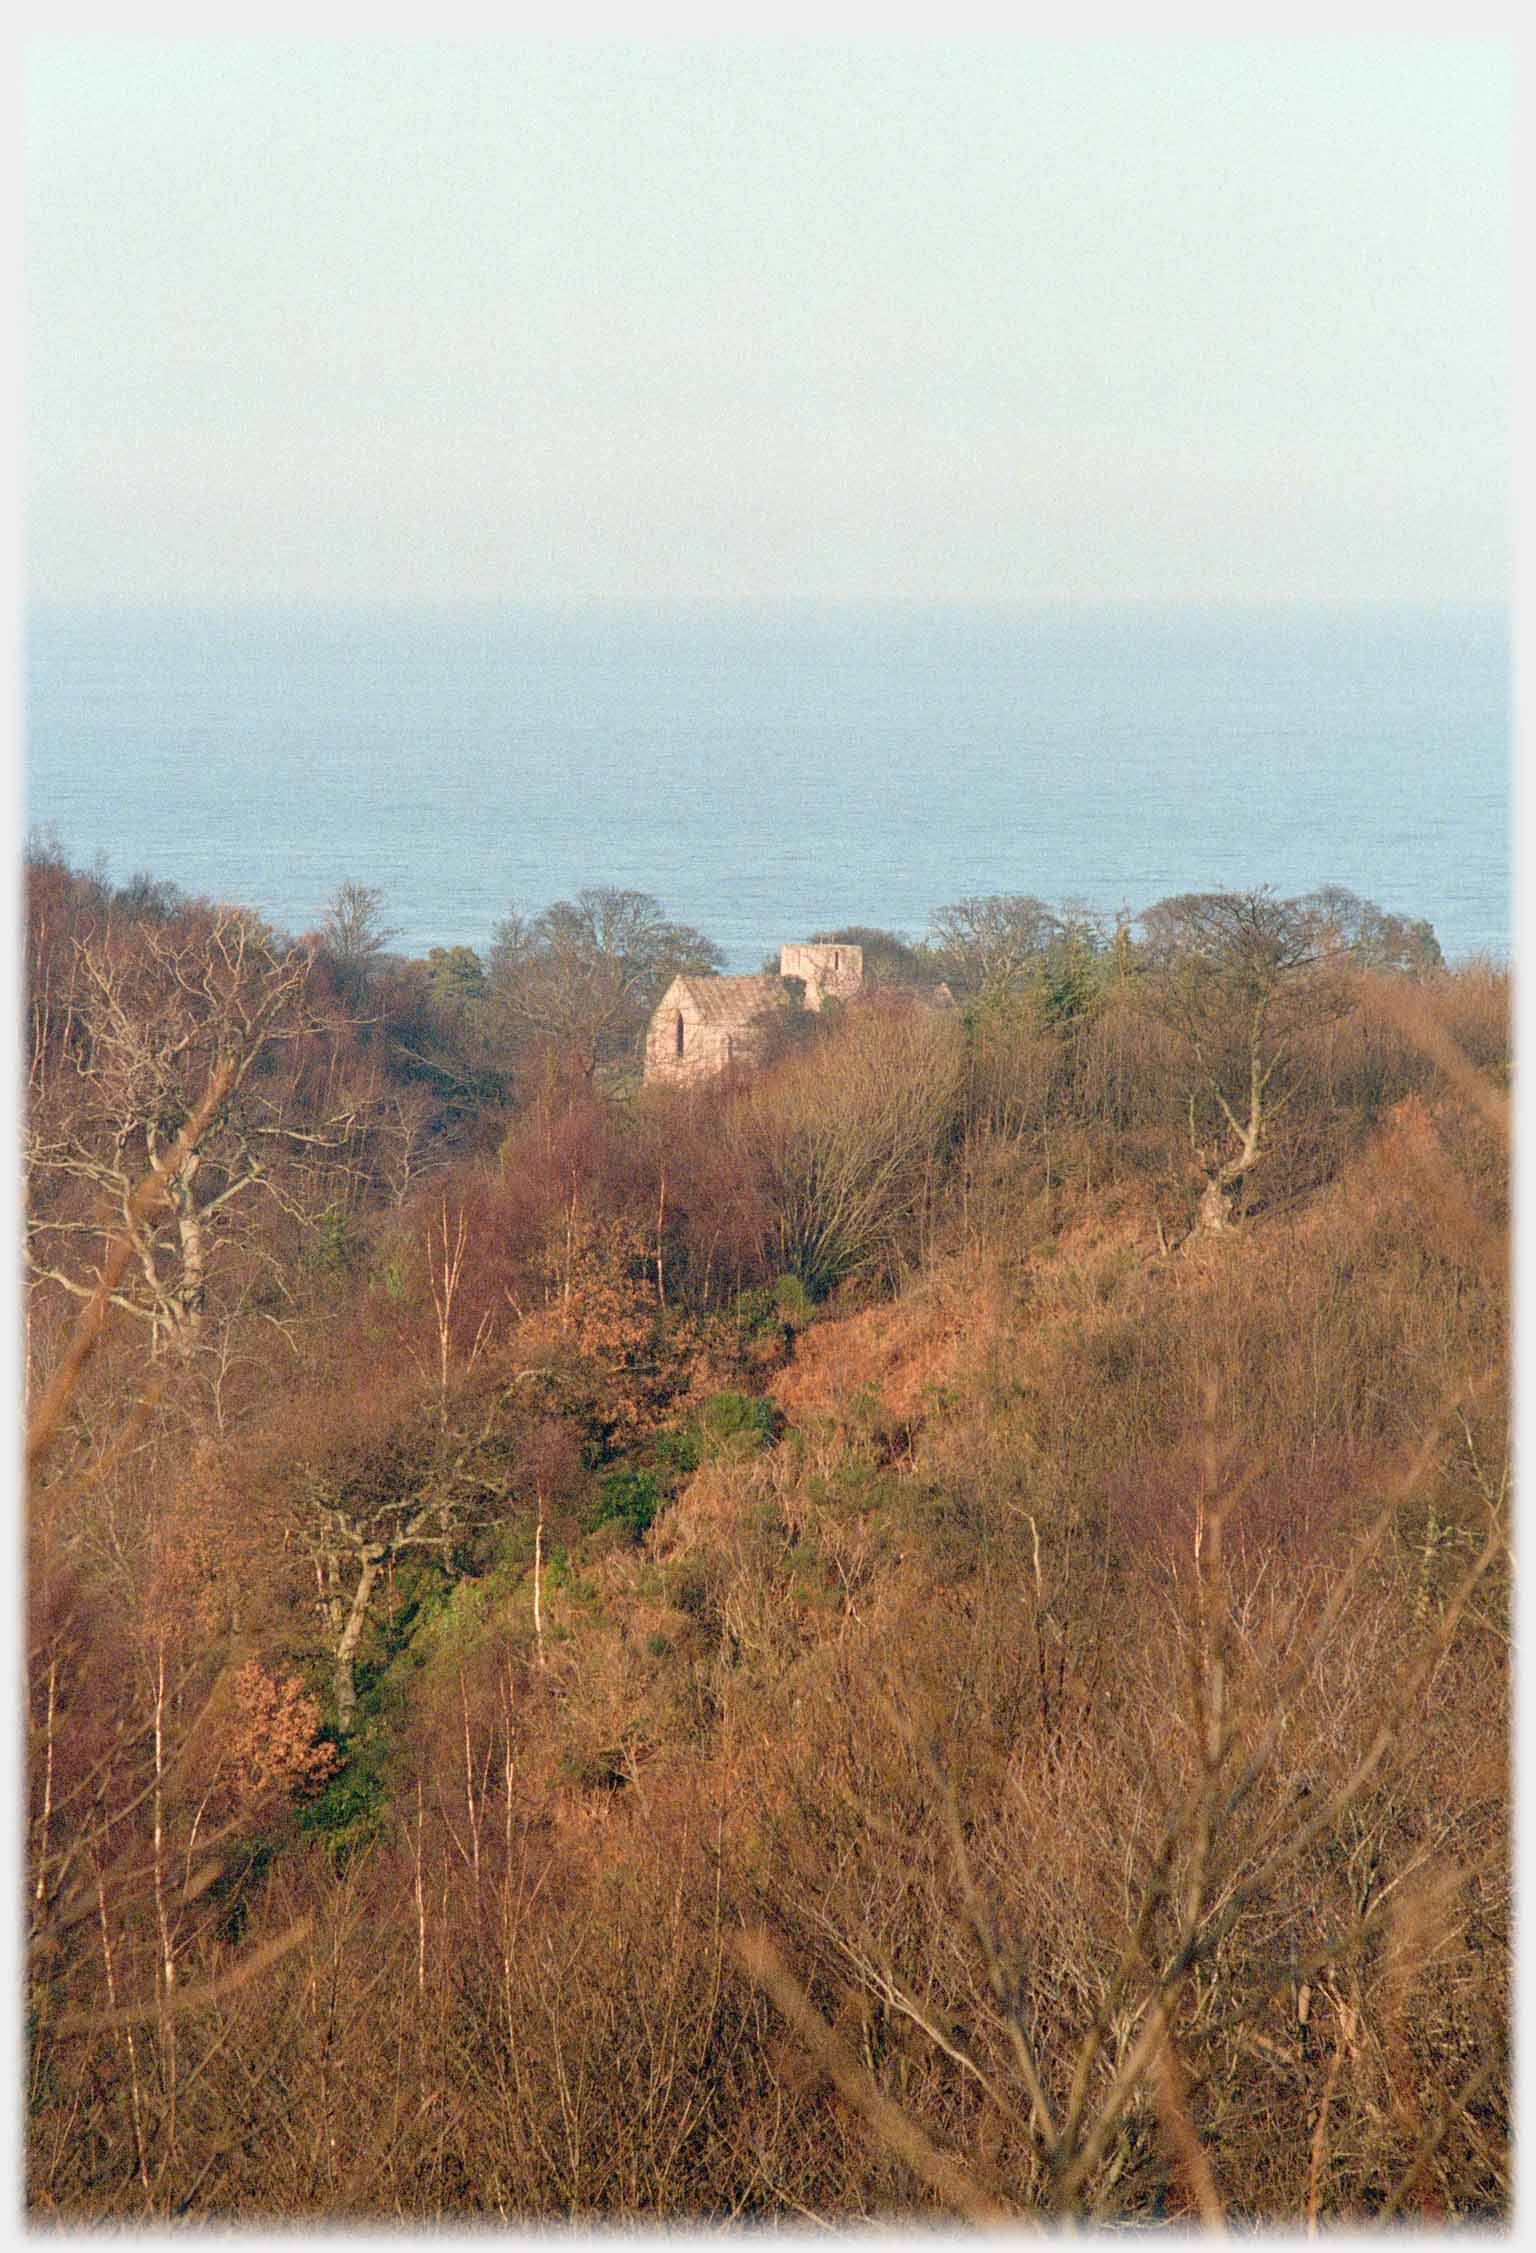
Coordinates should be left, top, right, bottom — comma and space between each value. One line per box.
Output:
24, 861, 1508, 2223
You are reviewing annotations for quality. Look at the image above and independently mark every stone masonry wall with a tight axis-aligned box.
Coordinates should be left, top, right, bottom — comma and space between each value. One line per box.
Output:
778, 943, 864, 1012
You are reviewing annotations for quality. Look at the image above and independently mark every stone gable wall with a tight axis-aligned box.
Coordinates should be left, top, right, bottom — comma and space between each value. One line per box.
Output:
644, 945, 868, 1085
645, 977, 782, 1086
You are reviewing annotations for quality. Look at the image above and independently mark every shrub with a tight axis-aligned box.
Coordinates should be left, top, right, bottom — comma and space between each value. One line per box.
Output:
586, 1466, 665, 1541
310, 1204, 363, 1277
296, 1738, 390, 1863
696, 1389, 779, 1460
742, 1004, 967, 1296
653, 1423, 702, 1476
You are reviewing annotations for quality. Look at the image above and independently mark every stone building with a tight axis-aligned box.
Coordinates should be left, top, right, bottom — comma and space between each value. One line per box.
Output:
644, 942, 866, 1087
778, 942, 864, 1012
644, 972, 790, 1087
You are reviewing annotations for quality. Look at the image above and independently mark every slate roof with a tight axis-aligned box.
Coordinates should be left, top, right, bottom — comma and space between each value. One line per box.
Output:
671, 974, 788, 1027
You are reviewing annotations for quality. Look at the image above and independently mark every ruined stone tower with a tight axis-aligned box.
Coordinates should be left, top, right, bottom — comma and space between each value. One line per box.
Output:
778, 942, 864, 1012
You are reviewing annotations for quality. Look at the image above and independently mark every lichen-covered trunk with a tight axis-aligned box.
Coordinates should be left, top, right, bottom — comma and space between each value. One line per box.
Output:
1197, 1172, 1236, 1233
169, 1196, 208, 1354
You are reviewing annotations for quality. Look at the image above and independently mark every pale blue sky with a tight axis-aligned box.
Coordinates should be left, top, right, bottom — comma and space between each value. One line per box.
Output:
24, 36, 1511, 605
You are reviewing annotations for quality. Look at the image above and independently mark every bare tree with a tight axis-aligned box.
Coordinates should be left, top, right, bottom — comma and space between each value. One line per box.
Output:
318, 881, 399, 998
1136, 889, 1346, 1233
1297, 885, 1444, 975
743, 1002, 967, 1295
27, 908, 371, 1365
488, 888, 722, 1077
286, 1382, 520, 1731
929, 895, 1065, 1000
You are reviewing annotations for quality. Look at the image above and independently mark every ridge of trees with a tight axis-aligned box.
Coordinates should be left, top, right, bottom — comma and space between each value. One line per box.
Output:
23, 839, 1506, 2223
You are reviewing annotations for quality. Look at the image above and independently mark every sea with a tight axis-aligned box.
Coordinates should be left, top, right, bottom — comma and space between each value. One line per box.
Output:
23, 600, 1510, 972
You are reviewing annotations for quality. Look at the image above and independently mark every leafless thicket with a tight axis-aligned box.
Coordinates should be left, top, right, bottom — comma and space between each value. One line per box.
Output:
24, 857, 1507, 2221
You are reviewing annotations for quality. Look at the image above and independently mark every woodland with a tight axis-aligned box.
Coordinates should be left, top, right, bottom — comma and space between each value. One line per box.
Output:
23, 842, 1507, 2223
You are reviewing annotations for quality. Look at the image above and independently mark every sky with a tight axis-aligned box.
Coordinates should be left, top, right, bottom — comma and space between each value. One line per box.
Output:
23, 35, 1512, 606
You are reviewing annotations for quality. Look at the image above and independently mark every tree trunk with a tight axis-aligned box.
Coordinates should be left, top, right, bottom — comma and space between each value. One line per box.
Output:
334, 1550, 382, 1732
173, 1193, 208, 1354
1196, 1037, 1267, 1234
532, 1513, 545, 1669
1196, 1173, 1235, 1234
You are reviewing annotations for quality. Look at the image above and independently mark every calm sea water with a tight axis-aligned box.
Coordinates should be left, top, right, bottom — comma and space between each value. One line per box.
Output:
25, 601, 1509, 971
